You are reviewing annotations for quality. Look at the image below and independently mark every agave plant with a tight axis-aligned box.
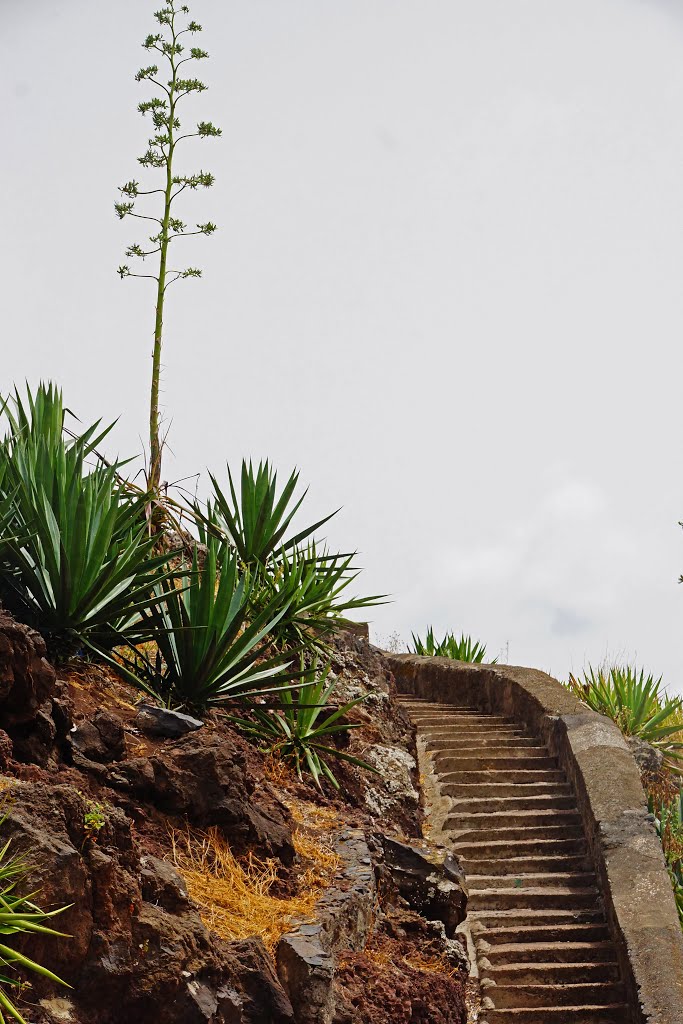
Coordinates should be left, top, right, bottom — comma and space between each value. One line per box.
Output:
205, 460, 337, 567
0, 831, 70, 1023
0, 384, 174, 654
566, 666, 683, 761
230, 656, 378, 789
410, 627, 496, 664
107, 535, 299, 711
254, 542, 386, 651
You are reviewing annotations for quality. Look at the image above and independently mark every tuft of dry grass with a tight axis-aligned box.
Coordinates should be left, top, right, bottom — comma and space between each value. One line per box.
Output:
402, 950, 459, 977
350, 945, 393, 968
262, 753, 294, 786
339, 941, 460, 979
169, 800, 341, 952
286, 798, 340, 833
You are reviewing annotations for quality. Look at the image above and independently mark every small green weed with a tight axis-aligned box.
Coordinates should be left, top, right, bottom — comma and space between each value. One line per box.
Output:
82, 803, 107, 847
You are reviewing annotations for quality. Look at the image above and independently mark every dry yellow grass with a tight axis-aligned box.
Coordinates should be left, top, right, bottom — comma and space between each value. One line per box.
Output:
285, 798, 340, 833
262, 753, 294, 786
402, 950, 459, 977
339, 942, 459, 979
349, 945, 392, 968
169, 800, 341, 952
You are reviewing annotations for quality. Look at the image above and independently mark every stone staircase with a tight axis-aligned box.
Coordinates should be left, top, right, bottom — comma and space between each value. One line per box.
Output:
401, 698, 632, 1024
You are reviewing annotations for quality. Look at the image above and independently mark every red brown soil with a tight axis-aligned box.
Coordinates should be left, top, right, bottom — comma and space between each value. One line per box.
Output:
334, 933, 466, 1024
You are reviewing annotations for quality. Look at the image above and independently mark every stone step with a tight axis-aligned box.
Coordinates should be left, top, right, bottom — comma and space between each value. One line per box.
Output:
452, 823, 585, 845
469, 887, 599, 912
470, 908, 606, 930
409, 715, 519, 727
442, 781, 572, 799
434, 746, 552, 760
399, 701, 477, 710
445, 809, 582, 831
480, 961, 621, 986
402, 699, 509, 708
425, 735, 539, 750
462, 855, 593, 876
449, 793, 578, 813
419, 729, 532, 737
435, 754, 558, 772
487, 982, 626, 1009
481, 1004, 629, 1024
400, 699, 493, 708
484, 941, 615, 965
451, 836, 588, 859
439, 769, 566, 785
469, 872, 596, 891
479, 922, 610, 945
403, 704, 509, 712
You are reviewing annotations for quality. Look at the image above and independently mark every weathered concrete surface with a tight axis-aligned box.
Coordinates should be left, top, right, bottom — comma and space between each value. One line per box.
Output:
386, 654, 683, 1024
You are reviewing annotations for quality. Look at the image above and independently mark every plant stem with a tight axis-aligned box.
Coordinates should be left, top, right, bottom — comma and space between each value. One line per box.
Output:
149, 11, 178, 496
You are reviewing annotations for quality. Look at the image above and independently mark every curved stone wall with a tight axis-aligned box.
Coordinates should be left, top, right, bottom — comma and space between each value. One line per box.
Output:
385, 653, 683, 1024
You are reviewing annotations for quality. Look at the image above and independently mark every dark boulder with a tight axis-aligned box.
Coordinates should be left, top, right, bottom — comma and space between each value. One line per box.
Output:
224, 939, 294, 1024
372, 834, 467, 937
0, 608, 55, 726
108, 728, 295, 863
71, 709, 126, 764
136, 704, 204, 739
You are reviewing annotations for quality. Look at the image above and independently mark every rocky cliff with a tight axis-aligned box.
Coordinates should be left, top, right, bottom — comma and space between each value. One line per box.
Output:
0, 612, 469, 1024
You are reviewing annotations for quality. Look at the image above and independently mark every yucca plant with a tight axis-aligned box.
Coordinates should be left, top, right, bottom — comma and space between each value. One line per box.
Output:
204, 460, 338, 567
230, 656, 378, 789
255, 542, 386, 652
566, 666, 683, 762
410, 627, 495, 664
0, 831, 70, 1024
0, 385, 175, 655
107, 535, 299, 711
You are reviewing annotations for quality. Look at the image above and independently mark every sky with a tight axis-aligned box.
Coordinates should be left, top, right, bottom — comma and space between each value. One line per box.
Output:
2, 0, 683, 689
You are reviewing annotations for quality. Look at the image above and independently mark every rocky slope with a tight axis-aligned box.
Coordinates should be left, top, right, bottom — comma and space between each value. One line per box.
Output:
0, 611, 469, 1024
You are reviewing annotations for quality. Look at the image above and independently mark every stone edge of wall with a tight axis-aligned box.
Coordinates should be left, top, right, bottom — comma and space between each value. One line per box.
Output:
275, 828, 375, 1024
384, 653, 683, 1024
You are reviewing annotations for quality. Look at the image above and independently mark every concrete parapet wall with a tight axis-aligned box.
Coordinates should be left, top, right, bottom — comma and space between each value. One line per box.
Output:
385, 653, 683, 1024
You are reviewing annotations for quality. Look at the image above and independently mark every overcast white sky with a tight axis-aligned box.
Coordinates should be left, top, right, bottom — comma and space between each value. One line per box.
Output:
3, 0, 683, 689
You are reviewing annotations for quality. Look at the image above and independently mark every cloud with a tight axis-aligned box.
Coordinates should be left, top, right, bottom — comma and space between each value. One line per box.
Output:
548, 605, 593, 637
424, 474, 649, 636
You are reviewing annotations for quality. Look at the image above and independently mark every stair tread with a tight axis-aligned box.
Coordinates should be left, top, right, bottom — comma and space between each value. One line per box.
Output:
487, 941, 613, 950
471, 886, 598, 894
470, 874, 596, 884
